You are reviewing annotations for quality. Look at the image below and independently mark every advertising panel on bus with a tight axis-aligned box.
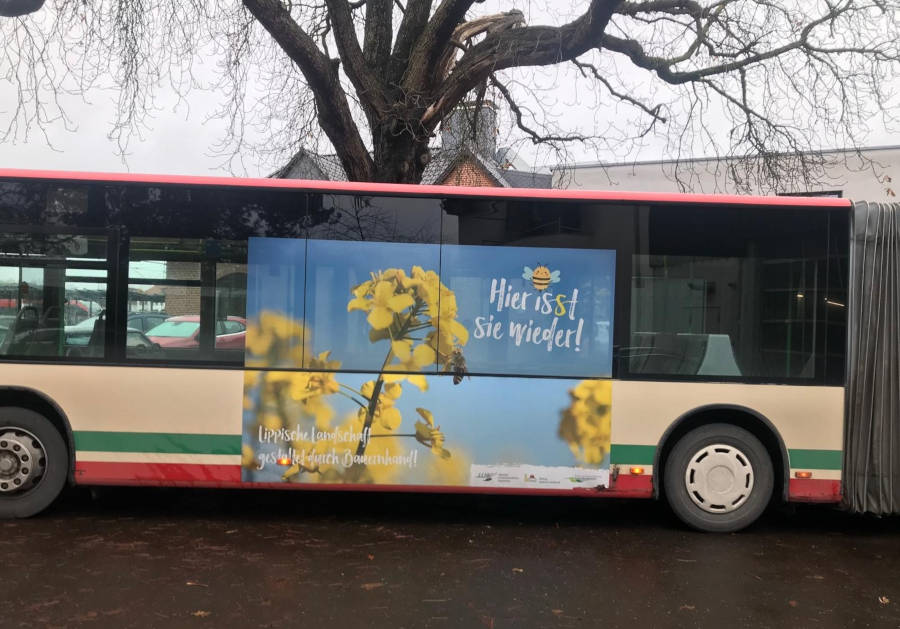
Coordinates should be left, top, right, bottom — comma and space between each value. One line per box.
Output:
241, 237, 616, 491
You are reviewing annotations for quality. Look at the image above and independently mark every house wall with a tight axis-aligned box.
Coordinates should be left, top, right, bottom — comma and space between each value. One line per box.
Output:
441, 161, 497, 187
164, 262, 246, 316
552, 146, 900, 202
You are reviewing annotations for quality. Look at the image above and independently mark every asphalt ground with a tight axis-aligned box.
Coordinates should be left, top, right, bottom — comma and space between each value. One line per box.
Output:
2, 487, 899, 629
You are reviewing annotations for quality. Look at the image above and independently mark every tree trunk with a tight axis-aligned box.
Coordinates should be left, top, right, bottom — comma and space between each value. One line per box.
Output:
371, 119, 432, 184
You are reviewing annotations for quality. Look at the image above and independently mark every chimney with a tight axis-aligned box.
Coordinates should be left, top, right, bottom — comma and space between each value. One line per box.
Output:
441, 101, 497, 158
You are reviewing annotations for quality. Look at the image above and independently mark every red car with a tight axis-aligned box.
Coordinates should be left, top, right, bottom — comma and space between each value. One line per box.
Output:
146, 315, 246, 350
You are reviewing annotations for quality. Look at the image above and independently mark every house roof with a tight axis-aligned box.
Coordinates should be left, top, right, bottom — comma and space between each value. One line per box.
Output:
271, 145, 551, 189
269, 149, 348, 182
421, 145, 511, 186
500, 169, 553, 189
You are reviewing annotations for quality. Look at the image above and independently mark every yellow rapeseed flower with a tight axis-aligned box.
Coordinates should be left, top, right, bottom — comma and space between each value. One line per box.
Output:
348, 274, 416, 330
246, 310, 306, 367
413, 408, 450, 459
382, 373, 428, 392
241, 444, 256, 469
359, 379, 403, 431
558, 379, 612, 465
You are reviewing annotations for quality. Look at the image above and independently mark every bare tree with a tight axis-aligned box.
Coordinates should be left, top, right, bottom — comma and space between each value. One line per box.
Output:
1, 1, 898, 186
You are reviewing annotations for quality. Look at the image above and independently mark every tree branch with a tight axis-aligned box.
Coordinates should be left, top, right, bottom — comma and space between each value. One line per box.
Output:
243, 0, 374, 180
490, 74, 594, 144
388, 0, 431, 86
570, 58, 667, 135
615, 0, 708, 17
600, 2, 854, 85
324, 0, 388, 121
421, 0, 621, 131
363, 0, 392, 75
401, 0, 477, 94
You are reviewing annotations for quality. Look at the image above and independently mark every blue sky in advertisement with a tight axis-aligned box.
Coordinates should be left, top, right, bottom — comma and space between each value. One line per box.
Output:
442, 244, 615, 377
305, 239, 440, 371
247, 237, 306, 316
246, 238, 615, 377
243, 373, 603, 485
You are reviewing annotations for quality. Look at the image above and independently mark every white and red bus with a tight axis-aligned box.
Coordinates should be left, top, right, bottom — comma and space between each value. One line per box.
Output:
0, 169, 851, 532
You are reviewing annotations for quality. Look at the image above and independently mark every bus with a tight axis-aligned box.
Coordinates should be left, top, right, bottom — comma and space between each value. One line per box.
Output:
0, 169, 854, 532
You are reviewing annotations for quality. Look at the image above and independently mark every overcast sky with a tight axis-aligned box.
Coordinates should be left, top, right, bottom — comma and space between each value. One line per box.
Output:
0, 83, 241, 176
1, 2, 898, 178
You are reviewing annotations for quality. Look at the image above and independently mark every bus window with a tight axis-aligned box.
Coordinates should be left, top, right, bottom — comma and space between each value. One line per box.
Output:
297, 195, 441, 371
626, 206, 837, 383
0, 182, 91, 227
0, 231, 108, 360
127, 237, 246, 363
305, 194, 442, 243
214, 263, 247, 359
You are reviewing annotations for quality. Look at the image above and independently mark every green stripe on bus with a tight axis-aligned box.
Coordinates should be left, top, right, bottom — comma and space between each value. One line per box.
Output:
610, 444, 656, 465
74, 431, 241, 455
789, 449, 842, 470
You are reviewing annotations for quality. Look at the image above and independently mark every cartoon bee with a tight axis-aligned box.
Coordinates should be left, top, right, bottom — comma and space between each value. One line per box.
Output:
445, 348, 469, 385
522, 264, 561, 291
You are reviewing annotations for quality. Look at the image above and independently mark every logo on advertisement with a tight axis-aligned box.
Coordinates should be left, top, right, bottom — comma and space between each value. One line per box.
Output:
522, 264, 561, 292
524, 473, 537, 483
475, 472, 493, 482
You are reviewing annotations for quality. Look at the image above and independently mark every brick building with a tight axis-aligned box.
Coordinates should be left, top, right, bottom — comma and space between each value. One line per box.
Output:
162, 262, 246, 317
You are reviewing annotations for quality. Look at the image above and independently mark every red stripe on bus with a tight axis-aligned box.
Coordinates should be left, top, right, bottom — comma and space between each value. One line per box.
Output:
237, 482, 649, 498
75, 461, 241, 484
788, 479, 841, 503
74, 462, 654, 497
0, 168, 851, 208
610, 474, 654, 498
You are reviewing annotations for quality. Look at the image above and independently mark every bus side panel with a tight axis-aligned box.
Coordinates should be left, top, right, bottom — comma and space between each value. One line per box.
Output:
242, 370, 618, 494
610, 381, 844, 502
0, 364, 627, 497
0, 364, 244, 484
0, 364, 843, 502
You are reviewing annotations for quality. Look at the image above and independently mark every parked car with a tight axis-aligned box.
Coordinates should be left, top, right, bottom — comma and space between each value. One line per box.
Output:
146, 315, 246, 350
64, 325, 162, 358
123, 312, 170, 333
69, 311, 169, 334
0, 314, 16, 345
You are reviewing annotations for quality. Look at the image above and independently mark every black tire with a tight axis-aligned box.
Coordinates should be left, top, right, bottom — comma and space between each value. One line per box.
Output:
664, 423, 774, 533
0, 407, 68, 519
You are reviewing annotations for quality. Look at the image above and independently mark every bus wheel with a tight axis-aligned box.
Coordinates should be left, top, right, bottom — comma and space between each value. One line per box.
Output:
0, 407, 68, 519
664, 423, 773, 533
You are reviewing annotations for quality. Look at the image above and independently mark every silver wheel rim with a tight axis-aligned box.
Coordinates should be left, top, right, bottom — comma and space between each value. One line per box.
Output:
684, 443, 754, 514
0, 427, 47, 495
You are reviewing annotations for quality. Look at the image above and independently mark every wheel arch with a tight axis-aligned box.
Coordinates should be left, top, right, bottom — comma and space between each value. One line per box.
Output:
0, 387, 75, 484
653, 404, 789, 502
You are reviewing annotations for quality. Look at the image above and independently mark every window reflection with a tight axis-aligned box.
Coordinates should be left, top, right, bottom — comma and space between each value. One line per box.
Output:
0, 227, 108, 360
625, 206, 845, 382
0, 264, 108, 359
307, 195, 442, 243
0, 182, 89, 227
127, 237, 247, 362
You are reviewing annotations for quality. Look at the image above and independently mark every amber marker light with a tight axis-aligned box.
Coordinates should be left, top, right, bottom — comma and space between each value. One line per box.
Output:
277, 457, 291, 466
794, 471, 813, 479
630, 466, 645, 475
